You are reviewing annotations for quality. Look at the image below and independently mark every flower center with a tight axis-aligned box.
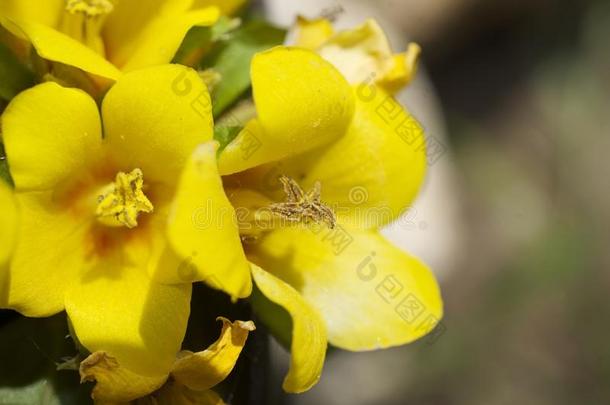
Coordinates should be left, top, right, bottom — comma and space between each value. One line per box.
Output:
95, 169, 153, 229
65, 0, 114, 17
62, 0, 113, 55
269, 175, 337, 229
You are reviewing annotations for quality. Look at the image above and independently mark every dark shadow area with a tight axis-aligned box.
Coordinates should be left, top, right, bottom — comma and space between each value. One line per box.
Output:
0, 311, 92, 403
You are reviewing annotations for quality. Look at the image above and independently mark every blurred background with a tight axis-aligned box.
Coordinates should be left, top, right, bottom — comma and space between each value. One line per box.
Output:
260, 0, 610, 404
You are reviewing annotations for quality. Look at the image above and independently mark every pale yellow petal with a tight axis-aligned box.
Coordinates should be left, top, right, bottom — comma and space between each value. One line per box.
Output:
251, 227, 443, 351
377, 43, 421, 94
294, 16, 334, 50
251, 263, 327, 393
171, 317, 255, 391
317, 19, 393, 85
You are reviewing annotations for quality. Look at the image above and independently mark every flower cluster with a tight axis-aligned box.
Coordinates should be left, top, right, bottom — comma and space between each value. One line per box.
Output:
0, 0, 442, 403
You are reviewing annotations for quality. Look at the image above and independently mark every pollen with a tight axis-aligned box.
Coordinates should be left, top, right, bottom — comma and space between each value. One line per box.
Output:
269, 175, 336, 229
95, 169, 153, 229
65, 0, 114, 17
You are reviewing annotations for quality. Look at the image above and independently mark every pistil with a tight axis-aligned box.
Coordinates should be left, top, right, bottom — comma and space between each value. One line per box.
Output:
95, 169, 153, 229
62, 0, 113, 55
65, 0, 114, 17
269, 175, 336, 229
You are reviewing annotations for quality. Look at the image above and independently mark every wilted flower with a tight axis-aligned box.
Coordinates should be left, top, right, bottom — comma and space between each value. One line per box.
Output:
82, 317, 255, 403
294, 17, 421, 93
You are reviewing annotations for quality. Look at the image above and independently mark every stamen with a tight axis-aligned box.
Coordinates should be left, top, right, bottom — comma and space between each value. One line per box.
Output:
269, 175, 336, 229
95, 169, 153, 229
65, 0, 114, 17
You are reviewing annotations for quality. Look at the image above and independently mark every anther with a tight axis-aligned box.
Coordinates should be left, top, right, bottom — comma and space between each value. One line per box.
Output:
269, 175, 336, 229
95, 168, 153, 229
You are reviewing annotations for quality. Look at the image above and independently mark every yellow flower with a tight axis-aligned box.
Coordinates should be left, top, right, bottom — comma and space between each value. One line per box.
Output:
0, 64, 252, 399
217, 46, 443, 392
294, 17, 421, 94
0, 0, 246, 82
80, 317, 255, 403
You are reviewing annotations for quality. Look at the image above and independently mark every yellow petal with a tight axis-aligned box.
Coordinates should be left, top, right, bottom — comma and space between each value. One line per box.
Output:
2, 80, 103, 316
294, 16, 334, 50
218, 47, 355, 175
0, 181, 17, 267
65, 264, 192, 377
251, 227, 443, 351
165, 143, 252, 299
102, 0, 199, 68
0, 182, 17, 305
192, 0, 246, 16
224, 187, 274, 237
80, 351, 167, 403
2, 192, 87, 315
0, 17, 121, 80
235, 85, 427, 229
317, 19, 394, 85
122, 198, 186, 290
250, 263, 327, 393
103, 0, 192, 66
2, 82, 102, 191
142, 381, 226, 405
377, 43, 421, 94
122, 7, 220, 72
294, 85, 427, 229
0, 0, 64, 28
171, 317, 255, 391
102, 64, 213, 186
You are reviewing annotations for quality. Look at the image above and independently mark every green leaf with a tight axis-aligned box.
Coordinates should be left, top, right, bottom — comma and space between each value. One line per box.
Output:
202, 19, 286, 117
172, 16, 240, 65
214, 126, 242, 153
0, 43, 35, 101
